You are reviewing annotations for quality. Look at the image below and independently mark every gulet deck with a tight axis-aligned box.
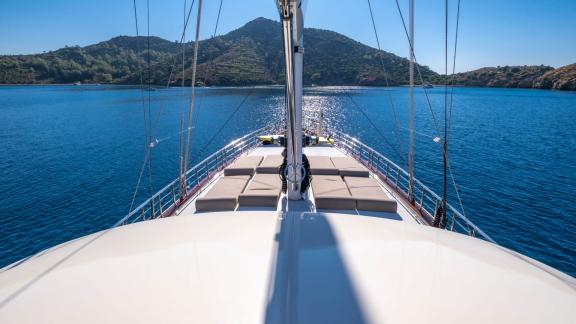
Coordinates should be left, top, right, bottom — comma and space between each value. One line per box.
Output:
2, 132, 575, 324
174, 145, 421, 225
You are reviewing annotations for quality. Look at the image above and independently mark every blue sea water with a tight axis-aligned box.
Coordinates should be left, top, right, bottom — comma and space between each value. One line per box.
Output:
0, 85, 575, 276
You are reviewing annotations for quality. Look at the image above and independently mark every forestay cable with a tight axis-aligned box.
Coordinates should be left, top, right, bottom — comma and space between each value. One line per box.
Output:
194, 87, 257, 160
148, 0, 196, 145
128, 0, 153, 213
345, 91, 407, 165
446, 0, 469, 229
393, 0, 442, 140
365, 0, 406, 158
145, 0, 154, 200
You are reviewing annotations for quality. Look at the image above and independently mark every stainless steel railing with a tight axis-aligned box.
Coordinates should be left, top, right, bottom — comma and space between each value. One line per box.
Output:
117, 126, 270, 225
116, 126, 494, 244
334, 132, 495, 243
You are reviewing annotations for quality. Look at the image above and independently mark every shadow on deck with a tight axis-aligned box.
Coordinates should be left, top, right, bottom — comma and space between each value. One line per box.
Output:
265, 212, 368, 324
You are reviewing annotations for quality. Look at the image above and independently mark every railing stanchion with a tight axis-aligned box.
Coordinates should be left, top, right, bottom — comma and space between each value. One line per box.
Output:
158, 195, 163, 216
172, 185, 177, 205
419, 190, 425, 211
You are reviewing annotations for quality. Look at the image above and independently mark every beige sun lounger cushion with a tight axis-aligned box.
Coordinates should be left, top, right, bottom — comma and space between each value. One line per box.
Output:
195, 175, 251, 211
344, 176, 397, 212
331, 156, 369, 177
256, 155, 284, 174
307, 156, 339, 175
312, 175, 355, 210
224, 155, 263, 176
239, 173, 283, 207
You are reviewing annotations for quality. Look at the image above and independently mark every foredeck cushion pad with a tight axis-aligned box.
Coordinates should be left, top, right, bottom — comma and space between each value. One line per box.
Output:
256, 155, 284, 174
238, 193, 280, 207
331, 156, 370, 177
344, 176, 397, 212
312, 175, 355, 210
239, 173, 283, 207
355, 197, 397, 212
307, 156, 339, 175
195, 175, 251, 211
195, 197, 237, 211
315, 196, 356, 210
224, 156, 263, 176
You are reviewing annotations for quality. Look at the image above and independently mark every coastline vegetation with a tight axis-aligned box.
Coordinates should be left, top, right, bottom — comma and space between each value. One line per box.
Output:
1, 18, 574, 91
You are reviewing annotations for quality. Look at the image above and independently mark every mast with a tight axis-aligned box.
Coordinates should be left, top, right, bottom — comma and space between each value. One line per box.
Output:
408, 0, 415, 202
277, 0, 304, 200
181, 0, 203, 198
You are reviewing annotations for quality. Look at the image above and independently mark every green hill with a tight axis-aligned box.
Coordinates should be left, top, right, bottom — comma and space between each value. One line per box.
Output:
1, 17, 574, 90
0, 18, 436, 86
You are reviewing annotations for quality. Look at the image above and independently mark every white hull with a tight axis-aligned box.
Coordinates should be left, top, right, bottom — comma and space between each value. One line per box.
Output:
1, 142, 575, 323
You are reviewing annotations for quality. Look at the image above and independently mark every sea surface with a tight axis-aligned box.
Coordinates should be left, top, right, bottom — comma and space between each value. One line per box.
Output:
1, 85, 575, 276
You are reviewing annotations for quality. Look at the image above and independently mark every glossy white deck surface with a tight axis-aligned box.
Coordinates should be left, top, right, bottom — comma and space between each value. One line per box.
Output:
1, 212, 574, 323
0, 212, 279, 323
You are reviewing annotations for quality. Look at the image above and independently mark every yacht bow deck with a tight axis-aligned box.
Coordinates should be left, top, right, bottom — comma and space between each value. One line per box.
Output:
1, 211, 574, 324
176, 146, 419, 224
1, 134, 575, 324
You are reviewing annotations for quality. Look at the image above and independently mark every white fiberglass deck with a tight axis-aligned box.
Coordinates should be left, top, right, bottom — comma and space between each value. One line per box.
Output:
177, 145, 420, 224
2, 144, 575, 323
1, 211, 574, 324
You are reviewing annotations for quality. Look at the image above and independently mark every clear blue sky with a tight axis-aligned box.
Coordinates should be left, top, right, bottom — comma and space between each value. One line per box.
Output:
0, 0, 574, 73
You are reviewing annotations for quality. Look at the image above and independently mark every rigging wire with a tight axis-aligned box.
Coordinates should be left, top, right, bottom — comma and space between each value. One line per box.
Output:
136, 0, 255, 170
393, 0, 442, 139
441, 0, 449, 228
128, 149, 150, 213
182, 0, 187, 90
434, 0, 448, 227
132, 0, 149, 147
161, 0, 196, 91
213, 0, 223, 37
127, 0, 196, 195
434, 0, 451, 228
203, 0, 224, 85
448, 0, 461, 127
145, 0, 154, 200
392, 0, 467, 228
128, 0, 153, 214
188, 0, 224, 169
179, 0, 188, 190
147, 0, 196, 146
182, 0, 266, 171
194, 87, 257, 160
345, 91, 408, 165
440, 0, 468, 230
446, 0, 470, 228
365, 0, 406, 159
